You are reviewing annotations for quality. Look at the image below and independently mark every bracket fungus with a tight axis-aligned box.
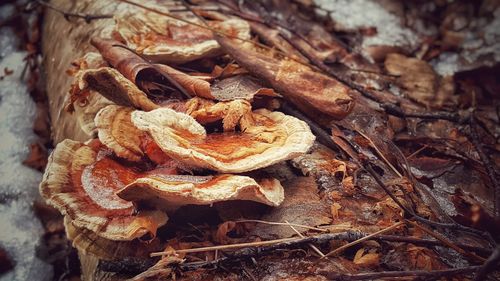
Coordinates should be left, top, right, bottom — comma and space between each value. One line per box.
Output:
40, 139, 168, 241
45, 7, 326, 276
67, 52, 114, 136
64, 216, 163, 261
76, 93, 114, 136
185, 97, 253, 131
95, 105, 146, 162
42, 128, 286, 215
210, 74, 279, 101
115, 11, 251, 63
94, 104, 193, 167
131, 107, 315, 173
117, 174, 284, 210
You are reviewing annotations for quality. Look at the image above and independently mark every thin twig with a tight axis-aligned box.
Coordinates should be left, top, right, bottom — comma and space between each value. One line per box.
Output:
178, 0, 208, 25
469, 112, 500, 280
278, 31, 386, 102
470, 115, 500, 218
220, 0, 325, 54
322, 266, 480, 280
347, 68, 399, 78
374, 235, 492, 256
116, 0, 309, 66
178, 231, 366, 270
406, 220, 486, 263
280, 102, 340, 153
473, 245, 500, 281
363, 162, 486, 236
34, 0, 112, 23
284, 220, 326, 258
356, 130, 403, 178
175, 230, 492, 271
344, 125, 490, 238
322, 221, 404, 258
179, 231, 488, 277
279, 30, 469, 124
151, 237, 299, 257
235, 219, 327, 232
168, 7, 223, 13
381, 102, 467, 123
241, 263, 258, 281
406, 144, 429, 159
233, 5, 489, 241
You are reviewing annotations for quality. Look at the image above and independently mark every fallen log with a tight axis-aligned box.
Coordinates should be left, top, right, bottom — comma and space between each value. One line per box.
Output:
42, 0, 141, 143
42, 1, 142, 280
40, 1, 497, 280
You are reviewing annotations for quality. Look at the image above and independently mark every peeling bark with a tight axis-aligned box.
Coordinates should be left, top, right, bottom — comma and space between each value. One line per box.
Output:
42, 0, 131, 143
42, 1, 137, 279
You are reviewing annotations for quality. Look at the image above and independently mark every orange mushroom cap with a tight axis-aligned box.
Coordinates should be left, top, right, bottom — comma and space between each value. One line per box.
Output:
40, 139, 168, 241
117, 174, 284, 210
64, 216, 163, 260
131, 107, 316, 173
115, 11, 251, 64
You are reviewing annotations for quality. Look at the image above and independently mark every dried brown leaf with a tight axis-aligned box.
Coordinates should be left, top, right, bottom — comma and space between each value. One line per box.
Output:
249, 177, 331, 239
23, 142, 48, 171
331, 202, 342, 220
215, 221, 237, 244
353, 250, 380, 267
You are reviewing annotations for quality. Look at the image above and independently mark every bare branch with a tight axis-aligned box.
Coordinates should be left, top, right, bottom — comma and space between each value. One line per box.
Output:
473, 245, 500, 281
322, 266, 480, 280
470, 115, 500, 218
34, 0, 112, 23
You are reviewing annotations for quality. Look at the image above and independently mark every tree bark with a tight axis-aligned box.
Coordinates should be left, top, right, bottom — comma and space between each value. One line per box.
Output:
42, 1, 137, 279
42, 0, 125, 143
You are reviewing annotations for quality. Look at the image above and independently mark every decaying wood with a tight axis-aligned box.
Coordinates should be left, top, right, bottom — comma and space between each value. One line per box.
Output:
35, 0, 113, 22
323, 266, 481, 281
42, 0, 132, 143
40, 0, 498, 280
42, 1, 139, 279
78, 253, 120, 281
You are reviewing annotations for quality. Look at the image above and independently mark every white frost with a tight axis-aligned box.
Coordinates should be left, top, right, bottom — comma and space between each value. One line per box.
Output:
432, 6, 500, 75
432, 52, 460, 76
315, 0, 419, 55
0, 50, 53, 280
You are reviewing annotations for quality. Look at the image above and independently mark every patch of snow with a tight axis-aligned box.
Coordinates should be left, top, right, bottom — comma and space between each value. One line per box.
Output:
0, 50, 53, 280
314, 0, 419, 51
0, 29, 19, 60
0, 4, 15, 19
432, 52, 460, 76
462, 8, 500, 64
432, 7, 500, 75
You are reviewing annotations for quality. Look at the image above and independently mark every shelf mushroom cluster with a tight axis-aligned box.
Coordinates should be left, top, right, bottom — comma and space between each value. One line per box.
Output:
115, 11, 251, 63
40, 10, 315, 260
